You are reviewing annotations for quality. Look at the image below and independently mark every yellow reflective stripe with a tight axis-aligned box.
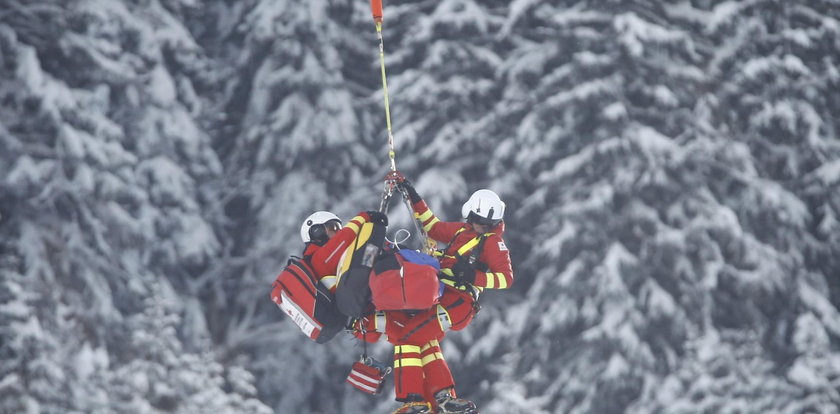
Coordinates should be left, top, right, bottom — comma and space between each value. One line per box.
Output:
422, 217, 440, 232
421, 340, 440, 352
484, 272, 495, 289
394, 358, 423, 368
456, 238, 480, 256
356, 223, 373, 249
422, 352, 444, 365
320, 275, 337, 290
440, 268, 454, 277
441, 278, 471, 292
496, 272, 507, 289
337, 249, 351, 280
394, 345, 421, 354
495, 272, 508, 289
455, 232, 494, 256
345, 221, 360, 234
416, 210, 434, 222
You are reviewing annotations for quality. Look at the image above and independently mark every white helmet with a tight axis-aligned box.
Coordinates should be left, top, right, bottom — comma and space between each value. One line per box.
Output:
300, 211, 342, 244
461, 189, 505, 226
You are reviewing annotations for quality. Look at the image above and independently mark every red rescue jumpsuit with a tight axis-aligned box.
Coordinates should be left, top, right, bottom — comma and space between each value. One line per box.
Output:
305, 212, 372, 289
357, 199, 514, 404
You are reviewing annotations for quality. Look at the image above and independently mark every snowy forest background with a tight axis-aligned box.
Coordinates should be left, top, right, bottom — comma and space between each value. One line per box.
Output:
2, 0, 839, 413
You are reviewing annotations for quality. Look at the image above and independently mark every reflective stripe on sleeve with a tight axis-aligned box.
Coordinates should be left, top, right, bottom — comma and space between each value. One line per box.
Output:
494, 272, 508, 289
345, 221, 361, 234
422, 217, 440, 232
481, 272, 507, 289
416, 210, 434, 222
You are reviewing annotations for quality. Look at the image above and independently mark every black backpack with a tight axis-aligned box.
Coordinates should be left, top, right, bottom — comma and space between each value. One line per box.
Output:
334, 221, 387, 318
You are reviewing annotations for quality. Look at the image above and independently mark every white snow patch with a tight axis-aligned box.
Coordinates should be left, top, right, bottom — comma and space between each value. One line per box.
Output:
537, 220, 577, 262
603, 102, 627, 120
552, 7, 609, 26
799, 281, 840, 338
742, 55, 810, 79
708, 1, 755, 31
60, 125, 86, 159
642, 279, 677, 319
539, 138, 622, 183
652, 85, 679, 107
431, 0, 491, 35
138, 156, 196, 207
629, 125, 679, 158
0, 300, 29, 319
614, 12, 686, 57
6, 156, 55, 187
417, 168, 467, 208
545, 78, 614, 107
603, 353, 629, 379
16, 44, 75, 115
811, 159, 840, 185
149, 64, 177, 104
788, 360, 822, 388
753, 181, 809, 227
174, 214, 220, 263
75, 342, 110, 381
752, 100, 798, 132
604, 243, 637, 291
793, 313, 830, 354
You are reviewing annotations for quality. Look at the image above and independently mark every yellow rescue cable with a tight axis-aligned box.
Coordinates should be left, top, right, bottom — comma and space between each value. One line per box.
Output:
369, 0, 435, 254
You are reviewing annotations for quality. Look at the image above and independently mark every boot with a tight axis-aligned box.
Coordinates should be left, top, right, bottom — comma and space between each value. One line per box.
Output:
391, 401, 432, 414
434, 388, 478, 414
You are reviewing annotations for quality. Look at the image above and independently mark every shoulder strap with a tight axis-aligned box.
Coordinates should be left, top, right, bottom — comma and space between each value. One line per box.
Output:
455, 232, 494, 258
434, 226, 467, 258
288, 255, 317, 283
470, 233, 492, 262
447, 227, 467, 247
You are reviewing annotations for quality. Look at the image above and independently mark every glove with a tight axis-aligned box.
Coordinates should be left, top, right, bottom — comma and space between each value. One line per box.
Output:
366, 210, 389, 226
450, 258, 476, 285
384, 170, 422, 204
397, 180, 422, 204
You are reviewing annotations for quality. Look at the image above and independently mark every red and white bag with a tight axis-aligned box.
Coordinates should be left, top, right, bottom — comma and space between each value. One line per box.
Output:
270, 258, 345, 344
346, 357, 391, 395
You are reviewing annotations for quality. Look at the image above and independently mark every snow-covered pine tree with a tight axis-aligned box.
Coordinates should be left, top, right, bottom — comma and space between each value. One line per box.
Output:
460, 0, 840, 412
631, 1, 840, 411
3, 1, 839, 413
191, 1, 392, 412
0, 1, 268, 411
